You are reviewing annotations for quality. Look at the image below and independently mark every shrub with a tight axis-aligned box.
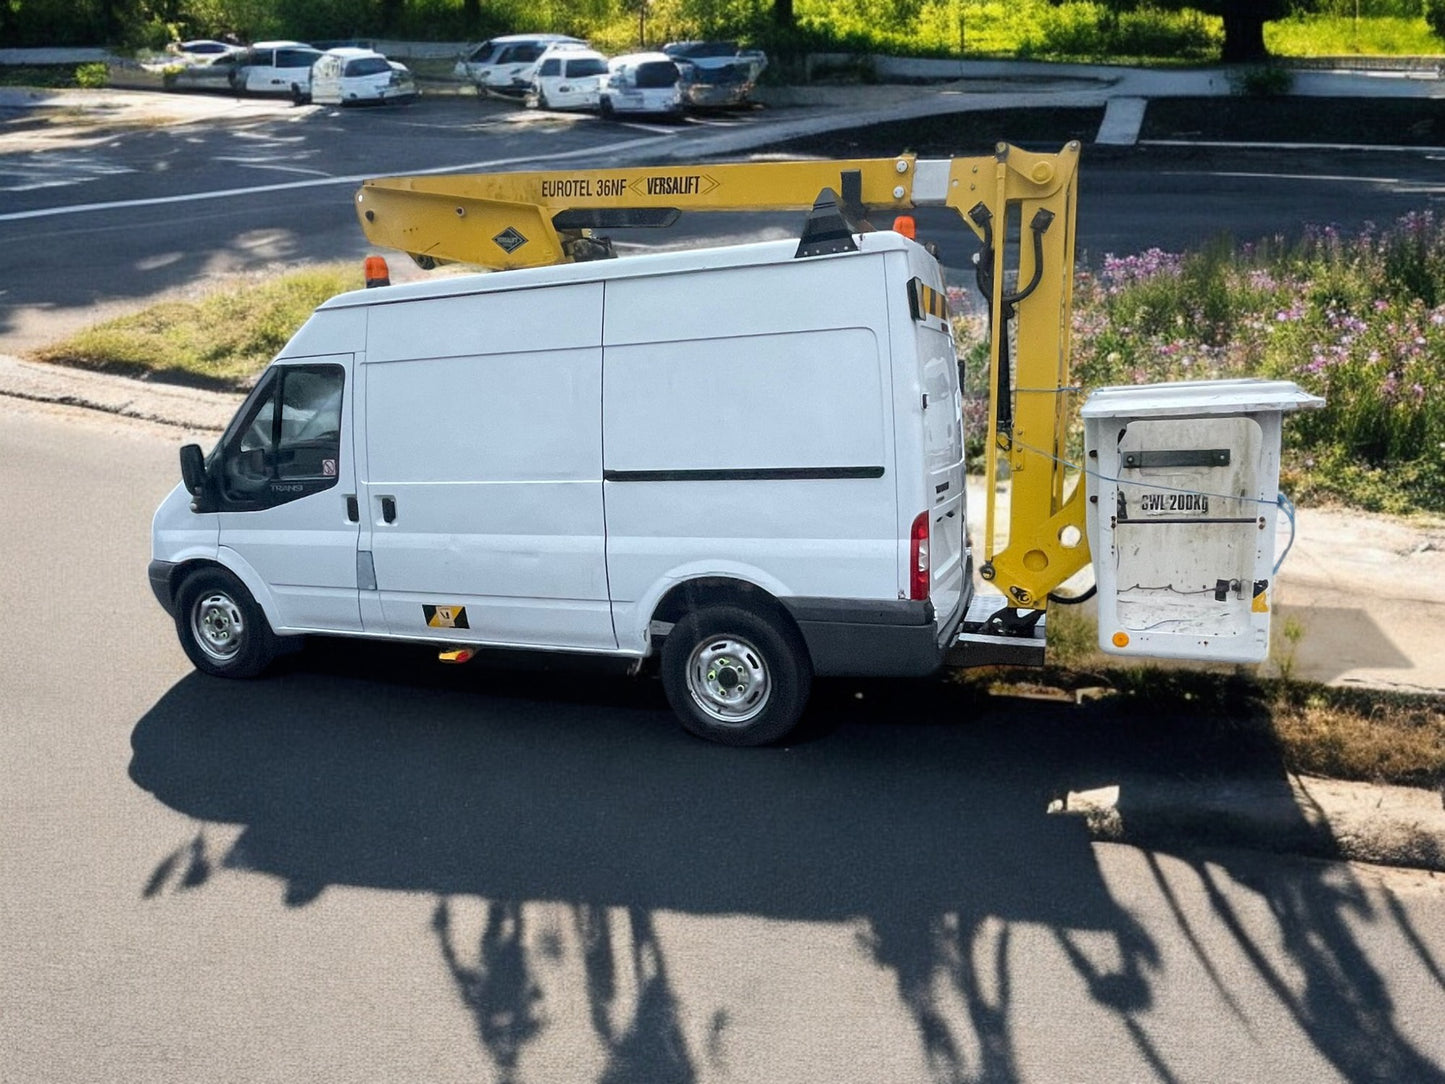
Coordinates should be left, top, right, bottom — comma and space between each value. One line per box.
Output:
954, 213, 1445, 513
1230, 63, 1296, 97
74, 63, 110, 88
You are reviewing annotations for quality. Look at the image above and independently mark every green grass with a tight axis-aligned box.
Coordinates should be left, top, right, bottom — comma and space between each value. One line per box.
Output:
1268, 14, 1444, 57
0, 65, 94, 89
34, 265, 361, 388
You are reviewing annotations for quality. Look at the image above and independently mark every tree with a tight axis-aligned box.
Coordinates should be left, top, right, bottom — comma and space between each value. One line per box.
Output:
1124, 1, 1308, 62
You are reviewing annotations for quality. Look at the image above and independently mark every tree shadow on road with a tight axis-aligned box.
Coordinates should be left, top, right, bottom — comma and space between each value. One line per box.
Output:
128, 641, 1445, 1082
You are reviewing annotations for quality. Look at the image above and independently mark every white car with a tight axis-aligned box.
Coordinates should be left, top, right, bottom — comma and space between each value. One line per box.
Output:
311, 48, 417, 105
166, 39, 241, 63
233, 40, 323, 97
599, 53, 684, 117
526, 48, 608, 110
453, 34, 587, 98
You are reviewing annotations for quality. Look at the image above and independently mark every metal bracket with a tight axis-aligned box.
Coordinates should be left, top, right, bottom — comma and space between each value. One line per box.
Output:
1121, 448, 1231, 469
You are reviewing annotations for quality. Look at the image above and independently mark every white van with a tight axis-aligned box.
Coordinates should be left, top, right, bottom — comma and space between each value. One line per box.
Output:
149, 231, 967, 745
453, 33, 587, 97
310, 47, 417, 105
527, 47, 609, 110
233, 40, 323, 97
599, 52, 684, 117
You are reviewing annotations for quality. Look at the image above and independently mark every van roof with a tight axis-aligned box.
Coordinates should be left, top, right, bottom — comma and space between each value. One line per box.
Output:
323, 232, 921, 310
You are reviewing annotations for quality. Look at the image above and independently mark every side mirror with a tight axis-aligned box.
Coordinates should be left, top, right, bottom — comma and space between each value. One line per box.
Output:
179, 443, 206, 496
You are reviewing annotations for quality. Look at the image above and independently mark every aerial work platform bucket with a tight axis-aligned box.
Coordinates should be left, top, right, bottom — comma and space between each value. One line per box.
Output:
1082, 379, 1324, 664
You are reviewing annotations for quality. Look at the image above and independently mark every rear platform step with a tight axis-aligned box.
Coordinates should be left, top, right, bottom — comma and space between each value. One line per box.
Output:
944, 592, 1048, 669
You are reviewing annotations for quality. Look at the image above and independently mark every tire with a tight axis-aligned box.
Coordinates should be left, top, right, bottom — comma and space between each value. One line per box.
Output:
174, 567, 277, 679
660, 605, 812, 746
599, 96, 614, 119
538, 88, 551, 110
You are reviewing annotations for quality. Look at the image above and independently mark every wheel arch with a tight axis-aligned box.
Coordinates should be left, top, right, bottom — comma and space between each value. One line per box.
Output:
649, 576, 805, 655
170, 552, 283, 634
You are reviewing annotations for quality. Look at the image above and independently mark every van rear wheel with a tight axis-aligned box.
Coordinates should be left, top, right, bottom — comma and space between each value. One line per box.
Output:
175, 568, 277, 679
660, 605, 811, 746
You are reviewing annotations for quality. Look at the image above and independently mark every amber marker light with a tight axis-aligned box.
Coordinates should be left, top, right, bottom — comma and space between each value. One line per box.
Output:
364, 255, 391, 288
892, 215, 916, 239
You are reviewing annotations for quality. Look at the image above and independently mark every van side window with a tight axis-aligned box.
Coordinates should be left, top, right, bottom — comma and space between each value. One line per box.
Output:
218, 364, 344, 509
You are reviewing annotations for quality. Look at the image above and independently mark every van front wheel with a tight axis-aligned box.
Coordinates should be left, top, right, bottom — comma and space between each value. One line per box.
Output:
175, 568, 277, 679
660, 605, 811, 746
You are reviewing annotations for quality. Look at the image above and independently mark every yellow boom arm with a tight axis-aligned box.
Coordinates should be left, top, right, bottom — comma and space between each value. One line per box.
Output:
354, 144, 1089, 610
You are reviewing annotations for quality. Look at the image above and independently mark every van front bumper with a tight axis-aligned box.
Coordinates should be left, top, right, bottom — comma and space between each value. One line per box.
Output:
782, 597, 942, 677
148, 560, 178, 616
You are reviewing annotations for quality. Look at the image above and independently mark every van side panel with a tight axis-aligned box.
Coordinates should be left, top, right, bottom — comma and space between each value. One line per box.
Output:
602, 256, 899, 651
360, 284, 615, 650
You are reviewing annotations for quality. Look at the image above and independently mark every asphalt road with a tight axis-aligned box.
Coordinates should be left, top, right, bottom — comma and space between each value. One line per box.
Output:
3, 94, 1445, 352
3, 395, 1445, 1081
5, 88, 1445, 1082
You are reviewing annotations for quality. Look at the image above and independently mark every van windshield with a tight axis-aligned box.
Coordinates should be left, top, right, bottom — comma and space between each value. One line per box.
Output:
633, 61, 679, 88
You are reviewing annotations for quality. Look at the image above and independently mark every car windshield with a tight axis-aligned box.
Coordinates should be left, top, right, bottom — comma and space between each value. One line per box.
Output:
633, 61, 678, 88
565, 57, 608, 77
344, 57, 391, 76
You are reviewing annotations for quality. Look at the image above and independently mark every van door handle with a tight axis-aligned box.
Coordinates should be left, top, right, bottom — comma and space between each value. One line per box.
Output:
380, 496, 396, 523
345, 495, 359, 522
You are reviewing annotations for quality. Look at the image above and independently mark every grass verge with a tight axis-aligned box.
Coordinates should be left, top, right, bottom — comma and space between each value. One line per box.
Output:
969, 605, 1445, 790
33, 264, 360, 389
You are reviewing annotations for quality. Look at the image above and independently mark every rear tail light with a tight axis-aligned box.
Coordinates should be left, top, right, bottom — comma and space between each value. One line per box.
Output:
909, 511, 930, 601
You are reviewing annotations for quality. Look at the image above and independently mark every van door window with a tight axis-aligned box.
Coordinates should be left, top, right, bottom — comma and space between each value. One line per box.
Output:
218, 364, 344, 509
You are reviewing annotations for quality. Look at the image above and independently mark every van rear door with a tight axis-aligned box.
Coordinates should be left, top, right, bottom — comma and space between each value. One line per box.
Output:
902, 267, 966, 631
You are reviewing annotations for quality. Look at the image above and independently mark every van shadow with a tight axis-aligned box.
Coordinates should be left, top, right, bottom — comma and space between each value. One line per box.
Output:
128, 642, 1444, 1083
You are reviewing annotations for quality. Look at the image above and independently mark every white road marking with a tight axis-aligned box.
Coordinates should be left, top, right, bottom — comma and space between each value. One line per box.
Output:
0, 154, 136, 193
210, 156, 334, 177
0, 134, 672, 223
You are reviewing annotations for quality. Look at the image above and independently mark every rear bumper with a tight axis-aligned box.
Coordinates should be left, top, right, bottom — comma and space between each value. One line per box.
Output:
782, 597, 943, 677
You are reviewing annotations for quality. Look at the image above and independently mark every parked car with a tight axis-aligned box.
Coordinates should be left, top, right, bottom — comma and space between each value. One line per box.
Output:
453, 34, 587, 98
599, 52, 684, 118
162, 51, 244, 92
663, 40, 768, 107
233, 41, 324, 97
526, 47, 608, 110
166, 39, 241, 62
311, 48, 417, 105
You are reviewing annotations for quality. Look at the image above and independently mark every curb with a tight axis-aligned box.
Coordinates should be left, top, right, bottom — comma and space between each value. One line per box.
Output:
0, 354, 238, 432
1056, 774, 1445, 872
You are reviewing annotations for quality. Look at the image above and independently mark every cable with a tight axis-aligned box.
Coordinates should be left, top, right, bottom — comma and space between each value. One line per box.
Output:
1273, 492, 1298, 575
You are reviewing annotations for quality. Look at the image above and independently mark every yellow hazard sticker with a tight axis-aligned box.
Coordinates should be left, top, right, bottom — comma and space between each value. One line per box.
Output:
424, 605, 469, 629
1252, 588, 1268, 614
